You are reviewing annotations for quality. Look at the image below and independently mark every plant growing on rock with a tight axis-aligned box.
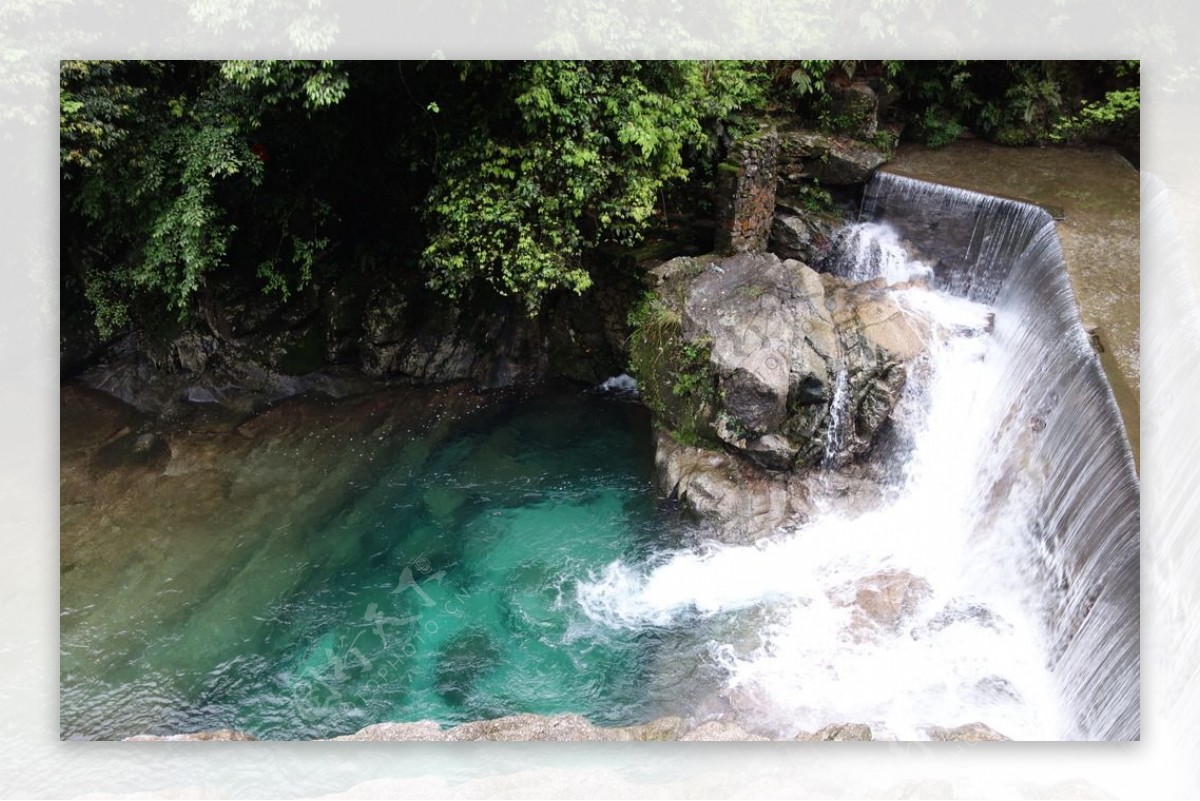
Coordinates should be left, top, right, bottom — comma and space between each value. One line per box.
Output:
627, 291, 716, 447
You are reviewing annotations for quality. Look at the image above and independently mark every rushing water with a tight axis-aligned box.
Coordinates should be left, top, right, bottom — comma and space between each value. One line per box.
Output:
579, 175, 1139, 741
579, 243, 1066, 740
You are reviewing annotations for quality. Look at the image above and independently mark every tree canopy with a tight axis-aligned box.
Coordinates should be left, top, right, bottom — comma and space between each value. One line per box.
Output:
60, 59, 1138, 341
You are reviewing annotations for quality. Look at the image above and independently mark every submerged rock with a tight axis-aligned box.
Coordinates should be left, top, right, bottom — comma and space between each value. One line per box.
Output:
831, 569, 934, 638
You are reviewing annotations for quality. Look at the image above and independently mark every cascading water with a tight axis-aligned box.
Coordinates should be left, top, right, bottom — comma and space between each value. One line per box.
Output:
578, 172, 1139, 741
823, 220, 934, 286
866, 172, 1140, 741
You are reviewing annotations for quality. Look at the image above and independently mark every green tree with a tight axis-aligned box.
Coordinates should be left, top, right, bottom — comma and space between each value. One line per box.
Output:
419, 60, 766, 311
61, 60, 350, 338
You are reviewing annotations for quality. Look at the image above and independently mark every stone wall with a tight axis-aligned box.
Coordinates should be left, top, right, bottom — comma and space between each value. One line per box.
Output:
713, 128, 778, 254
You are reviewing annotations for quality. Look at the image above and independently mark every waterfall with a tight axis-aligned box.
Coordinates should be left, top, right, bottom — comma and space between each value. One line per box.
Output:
863, 172, 1140, 741
823, 220, 934, 285
579, 172, 1139, 741
822, 366, 851, 467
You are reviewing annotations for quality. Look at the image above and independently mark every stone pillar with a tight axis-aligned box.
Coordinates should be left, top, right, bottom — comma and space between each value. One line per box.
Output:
714, 128, 778, 255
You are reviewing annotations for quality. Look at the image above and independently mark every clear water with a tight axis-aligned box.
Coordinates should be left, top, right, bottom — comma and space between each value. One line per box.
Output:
61, 391, 700, 740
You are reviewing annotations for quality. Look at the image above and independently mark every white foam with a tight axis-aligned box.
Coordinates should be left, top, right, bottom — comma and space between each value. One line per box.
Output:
596, 373, 638, 395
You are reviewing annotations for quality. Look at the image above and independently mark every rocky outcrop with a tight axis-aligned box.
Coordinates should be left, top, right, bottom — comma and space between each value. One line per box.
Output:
125, 715, 1013, 742
630, 251, 930, 542
768, 199, 841, 267
776, 127, 889, 189
74, 265, 647, 419
652, 251, 925, 471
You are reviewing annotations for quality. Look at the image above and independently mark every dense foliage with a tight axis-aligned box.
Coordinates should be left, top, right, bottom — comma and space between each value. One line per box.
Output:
61, 59, 1138, 344
420, 61, 767, 309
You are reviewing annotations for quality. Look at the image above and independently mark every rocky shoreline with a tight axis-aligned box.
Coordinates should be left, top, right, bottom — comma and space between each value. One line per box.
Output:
125, 714, 1010, 742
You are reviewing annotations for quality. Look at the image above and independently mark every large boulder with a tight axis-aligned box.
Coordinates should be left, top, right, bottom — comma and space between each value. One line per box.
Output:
631, 252, 931, 540
645, 251, 926, 472
654, 432, 809, 543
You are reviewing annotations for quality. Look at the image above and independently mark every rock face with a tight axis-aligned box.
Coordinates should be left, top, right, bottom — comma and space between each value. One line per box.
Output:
776, 127, 889, 189
74, 265, 645, 419
769, 201, 840, 267
630, 251, 928, 541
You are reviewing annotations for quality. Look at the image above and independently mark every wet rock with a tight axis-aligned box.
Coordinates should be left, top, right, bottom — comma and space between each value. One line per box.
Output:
132, 432, 159, 454
926, 722, 1012, 741
769, 207, 838, 265
913, 600, 1010, 640
666, 251, 925, 469
832, 569, 933, 635
332, 721, 447, 742
445, 713, 612, 742
633, 251, 932, 540
628, 716, 691, 741
743, 433, 801, 472
173, 332, 217, 375
795, 722, 874, 741
654, 433, 806, 544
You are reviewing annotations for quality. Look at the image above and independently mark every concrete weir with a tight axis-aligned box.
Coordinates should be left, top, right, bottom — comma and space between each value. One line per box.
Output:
879, 142, 1140, 468
858, 157, 1140, 740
